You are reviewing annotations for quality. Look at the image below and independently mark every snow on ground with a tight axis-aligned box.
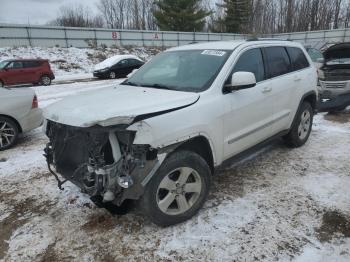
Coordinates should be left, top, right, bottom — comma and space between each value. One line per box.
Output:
0, 46, 160, 79
0, 81, 349, 261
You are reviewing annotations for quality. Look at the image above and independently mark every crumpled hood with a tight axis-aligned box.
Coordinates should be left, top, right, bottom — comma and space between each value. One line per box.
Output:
44, 85, 199, 127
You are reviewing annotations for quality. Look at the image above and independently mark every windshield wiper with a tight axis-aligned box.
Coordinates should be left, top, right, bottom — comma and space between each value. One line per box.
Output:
141, 84, 176, 90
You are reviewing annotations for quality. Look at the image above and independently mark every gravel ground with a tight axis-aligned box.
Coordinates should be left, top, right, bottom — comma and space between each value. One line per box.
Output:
0, 81, 349, 262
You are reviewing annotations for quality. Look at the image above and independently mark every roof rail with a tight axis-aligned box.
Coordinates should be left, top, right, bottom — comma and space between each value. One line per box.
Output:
246, 37, 292, 42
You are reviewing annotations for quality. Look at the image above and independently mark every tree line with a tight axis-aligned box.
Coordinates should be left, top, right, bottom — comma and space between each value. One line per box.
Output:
49, 0, 350, 34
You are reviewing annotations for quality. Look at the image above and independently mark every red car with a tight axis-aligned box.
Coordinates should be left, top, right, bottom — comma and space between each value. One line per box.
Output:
0, 59, 55, 87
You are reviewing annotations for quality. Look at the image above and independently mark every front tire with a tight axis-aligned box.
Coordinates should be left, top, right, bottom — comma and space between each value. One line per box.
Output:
284, 102, 313, 148
141, 151, 211, 227
0, 116, 19, 151
0, 80, 3, 88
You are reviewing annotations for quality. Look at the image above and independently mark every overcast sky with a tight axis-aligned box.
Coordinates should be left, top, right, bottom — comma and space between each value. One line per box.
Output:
0, 0, 99, 25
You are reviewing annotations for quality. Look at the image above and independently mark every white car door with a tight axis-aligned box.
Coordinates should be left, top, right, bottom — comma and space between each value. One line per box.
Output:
223, 48, 275, 159
263, 46, 309, 133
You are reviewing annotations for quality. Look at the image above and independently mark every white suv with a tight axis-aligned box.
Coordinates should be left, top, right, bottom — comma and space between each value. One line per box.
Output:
44, 40, 318, 226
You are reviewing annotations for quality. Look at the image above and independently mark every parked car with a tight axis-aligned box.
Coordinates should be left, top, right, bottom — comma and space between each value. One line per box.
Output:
317, 43, 350, 112
43, 40, 318, 226
0, 87, 43, 150
0, 59, 55, 87
306, 47, 324, 69
93, 55, 144, 79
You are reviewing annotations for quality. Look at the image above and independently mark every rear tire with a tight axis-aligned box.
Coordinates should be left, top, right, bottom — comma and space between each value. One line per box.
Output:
141, 150, 211, 227
40, 75, 51, 86
284, 102, 313, 148
0, 116, 19, 151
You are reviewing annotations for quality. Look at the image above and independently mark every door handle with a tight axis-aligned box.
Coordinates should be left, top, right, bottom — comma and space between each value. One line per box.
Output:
262, 87, 272, 93
294, 76, 302, 82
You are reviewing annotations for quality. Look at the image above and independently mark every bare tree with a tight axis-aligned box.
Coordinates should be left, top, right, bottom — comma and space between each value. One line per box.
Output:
98, 0, 156, 30
49, 4, 104, 28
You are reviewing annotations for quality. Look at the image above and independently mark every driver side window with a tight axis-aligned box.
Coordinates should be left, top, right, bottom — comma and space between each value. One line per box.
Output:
232, 48, 265, 82
7, 61, 23, 69
118, 60, 128, 67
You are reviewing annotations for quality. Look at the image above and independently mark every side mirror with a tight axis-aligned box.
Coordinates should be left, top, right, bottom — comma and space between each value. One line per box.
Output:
127, 69, 138, 78
223, 72, 256, 93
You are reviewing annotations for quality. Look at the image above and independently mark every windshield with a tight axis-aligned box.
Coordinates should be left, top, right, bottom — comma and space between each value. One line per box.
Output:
123, 50, 232, 92
0, 61, 9, 69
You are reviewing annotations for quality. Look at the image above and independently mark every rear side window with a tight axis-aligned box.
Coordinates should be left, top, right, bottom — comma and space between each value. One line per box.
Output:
23, 61, 41, 68
129, 59, 142, 66
232, 48, 265, 82
287, 47, 310, 71
264, 47, 292, 78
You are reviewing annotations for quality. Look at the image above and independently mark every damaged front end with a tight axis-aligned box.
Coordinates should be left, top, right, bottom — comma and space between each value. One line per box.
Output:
44, 120, 164, 206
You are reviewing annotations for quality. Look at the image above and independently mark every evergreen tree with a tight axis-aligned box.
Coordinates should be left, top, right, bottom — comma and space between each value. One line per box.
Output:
153, 0, 211, 32
219, 0, 250, 33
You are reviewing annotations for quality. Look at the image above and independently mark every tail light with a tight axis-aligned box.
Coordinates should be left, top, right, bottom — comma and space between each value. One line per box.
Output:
32, 95, 38, 108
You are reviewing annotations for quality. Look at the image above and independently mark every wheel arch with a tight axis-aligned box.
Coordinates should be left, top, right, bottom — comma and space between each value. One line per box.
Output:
173, 135, 215, 174
301, 91, 318, 111
0, 114, 22, 133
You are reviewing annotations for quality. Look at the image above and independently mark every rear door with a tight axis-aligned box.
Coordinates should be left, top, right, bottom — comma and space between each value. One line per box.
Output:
223, 48, 275, 158
22, 61, 41, 83
129, 59, 144, 70
263, 46, 309, 133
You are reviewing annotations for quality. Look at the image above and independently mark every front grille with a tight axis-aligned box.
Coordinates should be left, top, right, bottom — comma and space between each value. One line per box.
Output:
320, 81, 348, 89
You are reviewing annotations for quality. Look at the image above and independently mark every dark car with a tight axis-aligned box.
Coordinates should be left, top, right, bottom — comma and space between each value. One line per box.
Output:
318, 43, 350, 112
0, 59, 55, 87
93, 55, 144, 79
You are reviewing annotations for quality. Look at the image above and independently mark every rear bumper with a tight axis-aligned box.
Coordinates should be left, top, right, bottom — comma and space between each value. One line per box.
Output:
18, 108, 43, 132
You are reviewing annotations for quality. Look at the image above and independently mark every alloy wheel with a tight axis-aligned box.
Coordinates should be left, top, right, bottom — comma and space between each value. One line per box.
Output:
298, 110, 311, 140
0, 121, 16, 149
156, 167, 202, 215
41, 76, 51, 86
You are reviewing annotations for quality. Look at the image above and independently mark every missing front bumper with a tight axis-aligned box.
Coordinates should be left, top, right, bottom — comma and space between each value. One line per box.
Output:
44, 121, 163, 205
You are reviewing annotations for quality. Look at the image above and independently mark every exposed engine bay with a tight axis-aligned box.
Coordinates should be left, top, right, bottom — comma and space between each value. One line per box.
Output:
44, 120, 166, 206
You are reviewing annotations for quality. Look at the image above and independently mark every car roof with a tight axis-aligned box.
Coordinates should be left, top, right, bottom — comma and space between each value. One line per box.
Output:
94, 54, 143, 70
1, 59, 48, 62
107, 54, 143, 61
167, 39, 303, 52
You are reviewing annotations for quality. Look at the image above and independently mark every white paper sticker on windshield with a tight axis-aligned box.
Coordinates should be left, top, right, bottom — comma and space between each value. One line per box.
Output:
201, 50, 226, 56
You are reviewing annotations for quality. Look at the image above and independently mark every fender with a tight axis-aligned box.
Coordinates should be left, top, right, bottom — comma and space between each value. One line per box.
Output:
291, 90, 318, 128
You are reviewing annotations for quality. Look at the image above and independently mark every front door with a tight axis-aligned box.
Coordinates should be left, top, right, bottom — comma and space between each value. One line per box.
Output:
4, 61, 25, 85
223, 48, 275, 159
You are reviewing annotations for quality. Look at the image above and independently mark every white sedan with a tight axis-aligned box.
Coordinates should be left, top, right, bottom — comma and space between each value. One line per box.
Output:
0, 87, 43, 150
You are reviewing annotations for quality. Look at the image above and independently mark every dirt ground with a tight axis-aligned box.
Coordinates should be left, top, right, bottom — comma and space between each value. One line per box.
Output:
0, 90, 349, 261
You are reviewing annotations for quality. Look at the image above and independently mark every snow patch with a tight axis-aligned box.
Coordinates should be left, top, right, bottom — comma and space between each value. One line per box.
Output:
301, 173, 350, 213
